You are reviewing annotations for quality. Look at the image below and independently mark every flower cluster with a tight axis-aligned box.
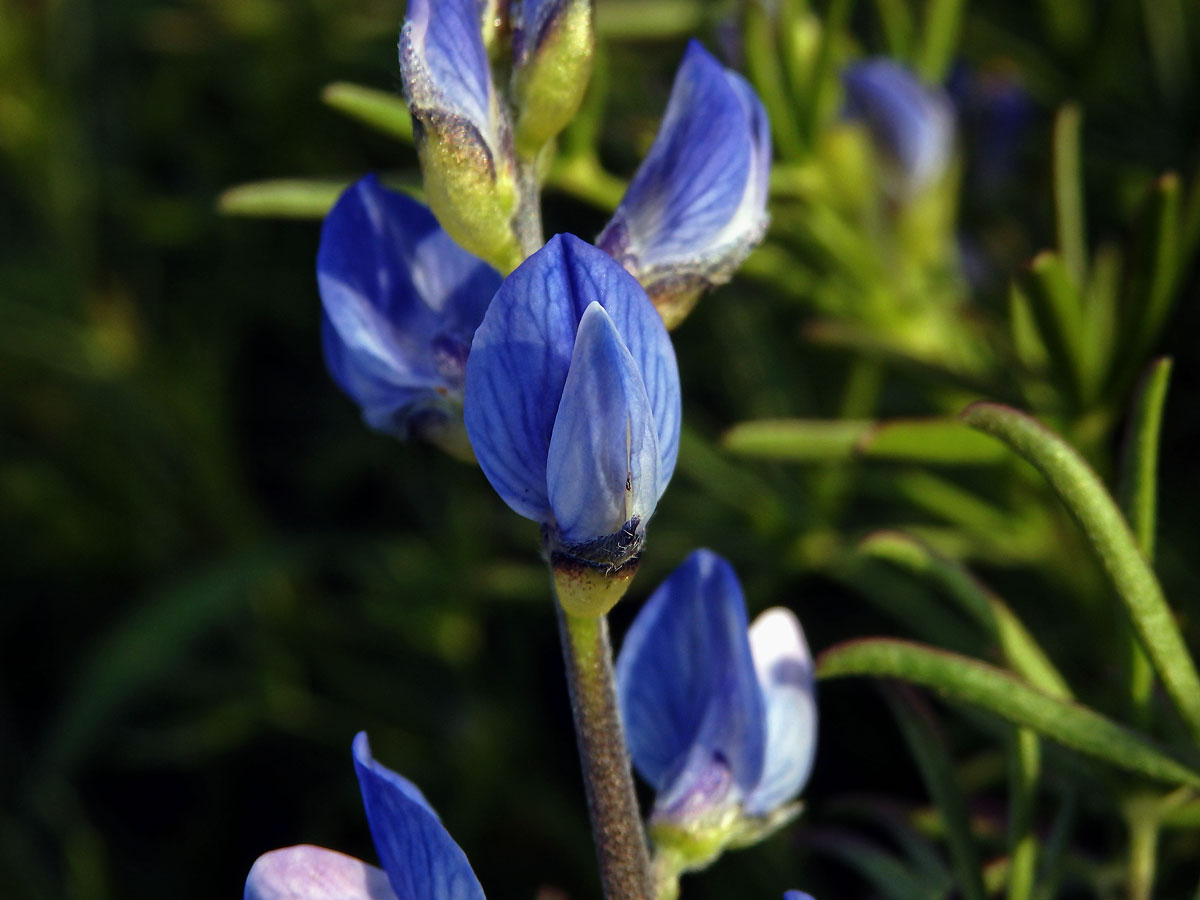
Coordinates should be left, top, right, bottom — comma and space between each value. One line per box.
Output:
255, 0, 818, 896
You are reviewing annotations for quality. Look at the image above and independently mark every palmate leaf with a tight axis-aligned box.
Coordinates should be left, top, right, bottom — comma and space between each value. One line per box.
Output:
818, 638, 1200, 788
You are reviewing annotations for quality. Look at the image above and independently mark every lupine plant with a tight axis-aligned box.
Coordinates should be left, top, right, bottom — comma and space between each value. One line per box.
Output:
207, 0, 1200, 898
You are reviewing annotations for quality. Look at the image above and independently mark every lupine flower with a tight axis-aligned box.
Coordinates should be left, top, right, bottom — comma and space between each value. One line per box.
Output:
399, 0, 521, 271
318, 174, 501, 462
597, 40, 771, 330
511, 0, 595, 156
948, 61, 1032, 193
784, 892, 817, 900
463, 234, 681, 614
245, 733, 483, 900
616, 549, 817, 869
841, 58, 955, 199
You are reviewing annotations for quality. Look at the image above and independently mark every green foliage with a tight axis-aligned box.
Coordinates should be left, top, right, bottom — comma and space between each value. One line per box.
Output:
4, 0, 1200, 898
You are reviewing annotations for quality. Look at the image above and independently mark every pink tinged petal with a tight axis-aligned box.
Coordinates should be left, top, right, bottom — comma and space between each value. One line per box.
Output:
742, 607, 818, 816
245, 846, 398, 900
546, 302, 660, 543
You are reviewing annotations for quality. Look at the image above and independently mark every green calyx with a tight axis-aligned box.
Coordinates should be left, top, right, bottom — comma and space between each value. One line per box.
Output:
512, 0, 595, 159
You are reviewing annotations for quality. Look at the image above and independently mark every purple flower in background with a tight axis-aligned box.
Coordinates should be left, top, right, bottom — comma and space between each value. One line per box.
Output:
245, 733, 483, 900
948, 60, 1033, 194
597, 40, 771, 329
318, 174, 501, 461
784, 892, 817, 900
616, 550, 817, 839
842, 59, 955, 199
463, 235, 681, 577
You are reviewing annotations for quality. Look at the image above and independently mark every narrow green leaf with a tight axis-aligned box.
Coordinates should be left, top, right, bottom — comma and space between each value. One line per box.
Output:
742, 2, 806, 158
1019, 252, 1088, 405
1120, 357, 1173, 726
1081, 242, 1121, 393
862, 419, 1009, 464
722, 419, 872, 461
1128, 174, 1182, 371
916, 0, 966, 83
873, 0, 916, 60
884, 686, 988, 900
1007, 728, 1041, 900
217, 178, 348, 219
321, 81, 413, 142
595, 0, 707, 38
818, 638, 1200, 787
801, 0, 852, 145
859, 531, 1072, 700
1052, 105, 1087, 286
961, 402, 1200, 743
721, 417, 1007, 465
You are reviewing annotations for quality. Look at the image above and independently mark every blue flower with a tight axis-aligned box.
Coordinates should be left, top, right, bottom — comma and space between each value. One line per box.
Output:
245, 733, 483, 900
784, 892, 817, 900
463, 235, 681, 584
616, 550, 817, 864
597, 40, 771, 329
318, 174, 501, 461
841, 59, 955, 199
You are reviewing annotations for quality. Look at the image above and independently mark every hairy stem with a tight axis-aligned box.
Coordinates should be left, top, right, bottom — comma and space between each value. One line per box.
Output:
557, 606, 653, 900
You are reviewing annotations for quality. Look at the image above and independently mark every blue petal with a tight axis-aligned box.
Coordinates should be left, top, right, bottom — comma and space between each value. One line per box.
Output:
400, 0, 493, 134
351, 733, 485, 900
615, 550, 766, 796
783, 893, 817, 900
546, 302, 660, 543
513, 0, 565, 66
842, 59, 954, 194
598, 41, 770, 277
246, 846, 398, 900
318, 175, 500, 436
742, 608, 818, 817
464, 234, 680, 523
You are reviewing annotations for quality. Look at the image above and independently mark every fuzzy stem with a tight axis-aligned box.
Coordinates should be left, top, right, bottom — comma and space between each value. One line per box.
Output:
557, 605, 653, 900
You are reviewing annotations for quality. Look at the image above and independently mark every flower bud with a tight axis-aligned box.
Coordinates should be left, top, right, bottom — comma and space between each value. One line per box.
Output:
464, 235, 681, 611
400, 0, 522, 272
841, 59, 955, 200
616, 551, 817, 872
597, 41, 770, 329
510, 0, 596, 158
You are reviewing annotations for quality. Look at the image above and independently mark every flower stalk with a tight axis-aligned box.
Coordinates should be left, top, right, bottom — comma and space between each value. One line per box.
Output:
556, 604, 654, 900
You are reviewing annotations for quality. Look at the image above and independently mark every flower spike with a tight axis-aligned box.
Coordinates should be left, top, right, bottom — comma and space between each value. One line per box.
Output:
317, 175, 501, 461
598, 41, 770, 329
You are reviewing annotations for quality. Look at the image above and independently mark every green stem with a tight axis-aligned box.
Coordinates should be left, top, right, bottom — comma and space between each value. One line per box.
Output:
557, 606, 653, 900
1007, 727, 1040, 900
961, 402, 1200, 745
1124, 796, 1160, 900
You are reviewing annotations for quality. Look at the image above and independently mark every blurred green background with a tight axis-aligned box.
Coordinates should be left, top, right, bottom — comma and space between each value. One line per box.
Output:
3, 1, 1200, 898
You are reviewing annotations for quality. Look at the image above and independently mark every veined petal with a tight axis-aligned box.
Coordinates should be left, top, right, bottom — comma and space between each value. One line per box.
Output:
842, 59, 955, 196
318, 175, 500, 437
464, 234, 680, 523
352, 734, 485, 900
399, 0, 493, 136
512, 0, 564, 67
245, 846, 397, 900
547, 302, 659, 544
615, 550, 766, 797
742, 608, 817, 817
598, 41, 769, 289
